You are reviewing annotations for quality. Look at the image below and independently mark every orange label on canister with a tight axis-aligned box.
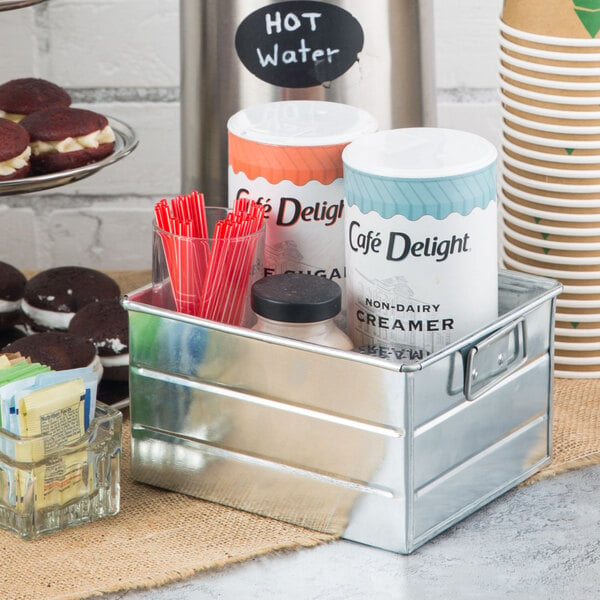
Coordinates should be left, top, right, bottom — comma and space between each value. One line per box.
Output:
228, 132, 346, 186
227, 101, 378, 319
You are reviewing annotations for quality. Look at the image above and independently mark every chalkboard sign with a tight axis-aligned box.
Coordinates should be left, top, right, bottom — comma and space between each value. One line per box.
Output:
235, 1, 364, 88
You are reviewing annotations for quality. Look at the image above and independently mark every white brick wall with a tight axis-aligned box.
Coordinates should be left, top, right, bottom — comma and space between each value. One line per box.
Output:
0, 0, 503, 271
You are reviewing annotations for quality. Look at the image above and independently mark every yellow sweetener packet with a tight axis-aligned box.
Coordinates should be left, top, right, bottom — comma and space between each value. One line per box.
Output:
16, 378, 88, 509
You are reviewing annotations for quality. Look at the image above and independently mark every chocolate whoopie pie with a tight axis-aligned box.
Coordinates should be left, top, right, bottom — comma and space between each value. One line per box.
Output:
0, 261, 26, 330
22, 266, 121, 333
68, 299, 129, 382
2, 331, 101, 375
21, 107, 115, 174
0, 78, 71, 123
0, 119, 31, 181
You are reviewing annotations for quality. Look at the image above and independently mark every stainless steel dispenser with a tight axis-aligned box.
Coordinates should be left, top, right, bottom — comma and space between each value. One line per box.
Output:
179, 0, 437, 205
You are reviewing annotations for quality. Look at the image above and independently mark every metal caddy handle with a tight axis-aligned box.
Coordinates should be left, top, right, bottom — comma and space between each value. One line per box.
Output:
464, 317, 528, 401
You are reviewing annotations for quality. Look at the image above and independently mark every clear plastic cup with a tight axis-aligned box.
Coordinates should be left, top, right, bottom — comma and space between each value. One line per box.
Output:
152, 206, 265, 327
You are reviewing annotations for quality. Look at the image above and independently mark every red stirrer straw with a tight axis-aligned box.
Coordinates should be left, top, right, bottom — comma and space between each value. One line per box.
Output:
198, 199, 264, 325
154, 191, 208, 315
154, 192, 264, 325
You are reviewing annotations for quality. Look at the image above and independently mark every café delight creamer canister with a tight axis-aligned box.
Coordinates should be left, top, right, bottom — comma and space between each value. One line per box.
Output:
227, 101, 377, 311
342, 127, 498, 351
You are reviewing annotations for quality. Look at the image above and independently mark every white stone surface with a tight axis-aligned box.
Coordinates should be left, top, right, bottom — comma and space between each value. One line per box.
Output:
0, 205, 38, 268
45, 0, 179, 88
434, 0, 504, 89
94, 464, 600, 600
0, 9, 36, 79
45, 196, 155, 269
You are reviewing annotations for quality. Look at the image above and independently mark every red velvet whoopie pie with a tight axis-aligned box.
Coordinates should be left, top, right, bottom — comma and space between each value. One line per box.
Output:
20, 107, 115, 174
0, 118, 31, 181
0, 77, 71, 122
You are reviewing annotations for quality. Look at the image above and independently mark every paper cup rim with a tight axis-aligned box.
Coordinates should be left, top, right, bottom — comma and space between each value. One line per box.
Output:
503, 122, 600, 149
500, 48, 600, 76
502, 248, 600, 278
502, 150, 600, 179
555, 357, 600, 366
501, 163, 600, 192
501, 79, 600, 105
500, 37, 600, 62
555, 339, 600, 350
502, 204, 600, 235
502, 173, 600, 206
501, 105, 600, 134
500, 64, 600, 91
563, 283, 600, 293
502, 233, 600, 264
502, 137, 600, 165
501, 92, 600, 121
558, 297, 600, 308
556, 310, 600, 322
500, 187, 600, 221
502, 221, 600, 250
555, 325, 600, 336
554, 369, 600, 378
500, 19, 600, 48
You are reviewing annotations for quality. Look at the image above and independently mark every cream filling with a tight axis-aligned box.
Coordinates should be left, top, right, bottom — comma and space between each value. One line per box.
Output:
0, 146, 31, 176
0, 298, 21, 313
0, 110, 25, 123
30, 125, 115, 156
90, 354, 104, 383
99, 353, 129, 368
21, 299, 75, 330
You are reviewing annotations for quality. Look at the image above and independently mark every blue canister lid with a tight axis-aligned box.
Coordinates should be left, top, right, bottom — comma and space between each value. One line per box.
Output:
342, 128, 498, 220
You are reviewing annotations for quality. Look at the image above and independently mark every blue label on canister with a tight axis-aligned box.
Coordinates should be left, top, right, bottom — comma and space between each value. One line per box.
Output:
342, 127, 498, 351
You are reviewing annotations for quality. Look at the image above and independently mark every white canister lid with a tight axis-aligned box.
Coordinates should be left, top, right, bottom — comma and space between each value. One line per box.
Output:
227, 101, 378, 147
342, 127, 498, 179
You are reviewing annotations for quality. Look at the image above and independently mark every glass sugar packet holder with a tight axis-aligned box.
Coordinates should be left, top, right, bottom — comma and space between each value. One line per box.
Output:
0, 402, 122, 540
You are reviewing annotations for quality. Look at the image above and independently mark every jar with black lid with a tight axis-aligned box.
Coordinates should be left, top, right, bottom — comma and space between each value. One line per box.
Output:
251, 274, 354, 350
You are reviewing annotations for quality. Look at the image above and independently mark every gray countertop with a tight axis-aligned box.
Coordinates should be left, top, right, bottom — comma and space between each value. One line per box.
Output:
99, 462, 600, 600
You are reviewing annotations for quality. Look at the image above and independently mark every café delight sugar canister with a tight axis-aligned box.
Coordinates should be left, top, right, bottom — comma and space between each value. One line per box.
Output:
228, 101, 377, 316
343, 127, 498, 351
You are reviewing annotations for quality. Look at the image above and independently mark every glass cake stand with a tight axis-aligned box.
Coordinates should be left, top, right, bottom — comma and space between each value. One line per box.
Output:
0, 116, 138, 196
0, 0, 48, 11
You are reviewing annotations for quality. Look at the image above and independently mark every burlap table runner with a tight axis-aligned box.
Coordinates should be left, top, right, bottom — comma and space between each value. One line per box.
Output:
0, 271, 598, 600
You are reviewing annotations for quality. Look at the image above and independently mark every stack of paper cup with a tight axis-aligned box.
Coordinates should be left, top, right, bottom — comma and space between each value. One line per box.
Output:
499, 0, 600, 378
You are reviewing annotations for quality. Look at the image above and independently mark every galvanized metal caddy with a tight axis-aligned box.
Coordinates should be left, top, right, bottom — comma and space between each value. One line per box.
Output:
122, 270, 561, 554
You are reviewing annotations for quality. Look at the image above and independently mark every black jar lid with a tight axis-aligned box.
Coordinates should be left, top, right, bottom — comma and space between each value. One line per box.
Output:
251, 274, 342, 323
